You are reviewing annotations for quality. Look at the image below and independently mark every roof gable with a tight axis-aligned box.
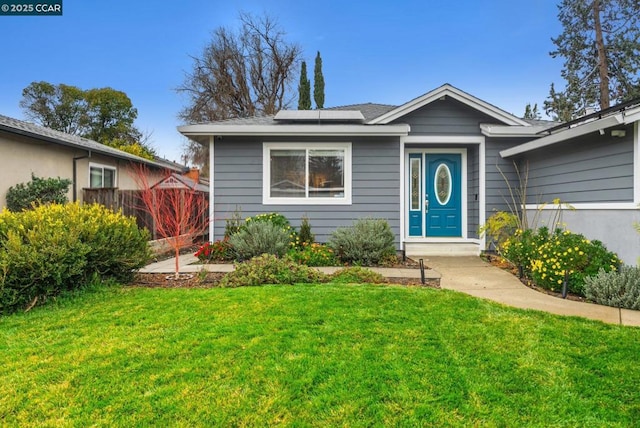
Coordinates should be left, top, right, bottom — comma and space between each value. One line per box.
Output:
367, 84, 529, 126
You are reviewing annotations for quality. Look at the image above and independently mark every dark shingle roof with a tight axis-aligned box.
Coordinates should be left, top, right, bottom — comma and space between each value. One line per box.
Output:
0, 114, 186, 172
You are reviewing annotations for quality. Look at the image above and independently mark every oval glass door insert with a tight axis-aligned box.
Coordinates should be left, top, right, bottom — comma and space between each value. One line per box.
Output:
434, 163, 452, 205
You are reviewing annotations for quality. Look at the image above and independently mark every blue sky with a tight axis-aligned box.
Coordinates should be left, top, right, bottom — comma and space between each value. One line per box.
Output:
0, 0, 562, 163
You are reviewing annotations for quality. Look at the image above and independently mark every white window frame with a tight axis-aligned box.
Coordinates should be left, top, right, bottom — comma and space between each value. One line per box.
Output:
89, 162, 117, 188
263, 142, 352, 205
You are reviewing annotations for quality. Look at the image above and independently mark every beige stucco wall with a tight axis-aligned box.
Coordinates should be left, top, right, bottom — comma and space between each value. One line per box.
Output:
0, 130, 167, 211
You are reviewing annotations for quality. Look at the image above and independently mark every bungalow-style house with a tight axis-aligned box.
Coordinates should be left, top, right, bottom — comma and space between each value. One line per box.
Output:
178, 84, 640, 263
0, 114, 188, 210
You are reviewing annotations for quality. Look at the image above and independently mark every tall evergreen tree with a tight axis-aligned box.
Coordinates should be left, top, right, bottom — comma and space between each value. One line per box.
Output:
298, 61, 311, 110
523, 103, 542, 120
544, 0, 640, 121
313, 51, 325, 109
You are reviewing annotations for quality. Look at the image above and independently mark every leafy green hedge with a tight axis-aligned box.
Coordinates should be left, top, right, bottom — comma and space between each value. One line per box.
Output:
0, 203, 150, 314
5, 174, 72, 212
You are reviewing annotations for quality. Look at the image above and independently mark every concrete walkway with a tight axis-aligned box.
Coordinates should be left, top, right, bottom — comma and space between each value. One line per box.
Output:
140, 255, 640, 327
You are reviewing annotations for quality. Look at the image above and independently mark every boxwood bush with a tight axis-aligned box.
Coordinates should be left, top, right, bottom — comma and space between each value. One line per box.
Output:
0, 203, 150, 314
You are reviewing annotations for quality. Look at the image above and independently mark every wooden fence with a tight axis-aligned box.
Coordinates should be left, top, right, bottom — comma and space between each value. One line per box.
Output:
82, 188, 208, 242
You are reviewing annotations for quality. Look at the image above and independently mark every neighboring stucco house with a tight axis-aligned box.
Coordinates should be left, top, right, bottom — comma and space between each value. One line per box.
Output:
0, 114, 187, 210
178, 84, 640, 263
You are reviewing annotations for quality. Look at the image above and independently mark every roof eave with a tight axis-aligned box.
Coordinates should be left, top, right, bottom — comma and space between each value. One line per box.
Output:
1, 123, 185, 172
500, 114, 625, 158
178, 124, 411, 142
480, 124, 550, 137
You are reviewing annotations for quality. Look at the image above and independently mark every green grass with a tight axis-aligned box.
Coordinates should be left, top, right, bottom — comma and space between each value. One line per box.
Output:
1, 284, 639, 427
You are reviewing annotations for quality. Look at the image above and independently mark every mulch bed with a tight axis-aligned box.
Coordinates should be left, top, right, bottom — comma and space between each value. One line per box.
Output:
133, 250, 435, 289
132, 272, 438, 289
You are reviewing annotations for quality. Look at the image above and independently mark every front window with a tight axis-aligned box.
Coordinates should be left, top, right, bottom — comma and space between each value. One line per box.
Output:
264, 143, 351, 204
89, 164, 116, 188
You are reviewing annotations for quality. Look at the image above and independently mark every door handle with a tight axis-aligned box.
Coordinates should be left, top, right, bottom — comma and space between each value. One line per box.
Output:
425, 196, 429, 213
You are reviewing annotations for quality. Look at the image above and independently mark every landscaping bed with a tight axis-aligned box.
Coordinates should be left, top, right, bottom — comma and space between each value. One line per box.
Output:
133, 270, 436, 288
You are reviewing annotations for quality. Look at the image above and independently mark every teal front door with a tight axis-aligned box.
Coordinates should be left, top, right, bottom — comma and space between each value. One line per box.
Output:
408, 153, 462, 237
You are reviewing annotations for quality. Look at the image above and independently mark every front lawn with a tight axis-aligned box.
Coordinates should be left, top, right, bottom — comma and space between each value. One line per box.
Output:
1, 284, 639, 426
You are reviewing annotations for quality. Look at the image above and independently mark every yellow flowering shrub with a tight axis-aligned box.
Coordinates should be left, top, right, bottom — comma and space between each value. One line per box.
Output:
502, 226, 620, 296
0, 203, 150, 314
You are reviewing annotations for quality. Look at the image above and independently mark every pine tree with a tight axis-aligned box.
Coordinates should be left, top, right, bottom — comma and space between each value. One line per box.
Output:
313, 51, 325, 109
544, 0, 640, 120
523, 103, 541, 120
297, 61, 311, 110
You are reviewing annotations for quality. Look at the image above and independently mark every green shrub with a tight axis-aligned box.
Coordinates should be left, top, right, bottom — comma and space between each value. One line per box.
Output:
229, 221, 291, 260
329, 266, 386, 284
194, 238, 235, 263
243, 212, 298, 247
224, 207, 243, 238
298, 215, 315, 246
529, 230, 619, 295
328, 218, 396, 266
287, 243, 337, 266
76, 204, 151, 282
501, 227, 550, 272
584, 266, 640, 310
219, 254, 326, 287
479, 210, 518, 251
0, 203, 150, 314
6, 174, 72, 212
503, 227, 620, 296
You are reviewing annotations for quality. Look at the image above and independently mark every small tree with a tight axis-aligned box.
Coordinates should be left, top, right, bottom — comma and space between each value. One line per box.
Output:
298, 61, 311, 110
131, 165, 209, 279
313, 51, 325, 109
6, 174, 72, 212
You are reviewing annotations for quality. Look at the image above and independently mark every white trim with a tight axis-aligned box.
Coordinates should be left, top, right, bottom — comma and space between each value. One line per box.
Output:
623, 105, 640, 124
403, 135, 484, 145
368, 84, 529, 126
262, 142, 352, 205
479, 139, 486, 250
405, 237, 481, 244
88, 162, 117, 188
635, 121, 640, 205
524, 202, 639, 211
500, 114, 624, 158
480, 124, 550, 137
404, 148, 468, 239
399, 138, 406, 252
179, 123, 410, 137
209, 136, 215, 241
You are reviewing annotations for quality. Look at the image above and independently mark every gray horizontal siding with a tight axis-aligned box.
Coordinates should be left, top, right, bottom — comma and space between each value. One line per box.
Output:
392, 98, 500, 136
524, 125, 634, 203
485, 137, 530, 217
212, 136, 401, 247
